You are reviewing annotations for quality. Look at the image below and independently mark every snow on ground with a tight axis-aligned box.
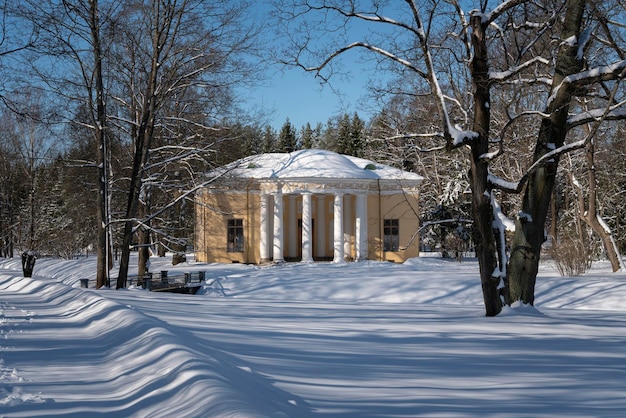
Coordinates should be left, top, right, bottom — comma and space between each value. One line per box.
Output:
1, 254, 626, 417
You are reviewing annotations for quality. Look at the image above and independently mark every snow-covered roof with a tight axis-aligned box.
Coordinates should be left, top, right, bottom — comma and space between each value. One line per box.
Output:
213, 149, 424, 183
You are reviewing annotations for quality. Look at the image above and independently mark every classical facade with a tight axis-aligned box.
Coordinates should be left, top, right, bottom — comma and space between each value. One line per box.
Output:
195, 149, 424, 264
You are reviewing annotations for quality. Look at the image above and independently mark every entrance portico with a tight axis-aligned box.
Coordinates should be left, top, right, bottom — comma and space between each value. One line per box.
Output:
258, 186, 369, 263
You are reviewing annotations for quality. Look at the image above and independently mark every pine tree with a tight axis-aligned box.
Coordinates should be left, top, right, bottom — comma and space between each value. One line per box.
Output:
262, 125, 276, 153
277, 119, 298, 152
349, 112, 365, 158
300, 123, 314, 149
336, 113, 351, 155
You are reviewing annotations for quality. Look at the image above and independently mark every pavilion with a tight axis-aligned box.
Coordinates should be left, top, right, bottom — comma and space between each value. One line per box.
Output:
194, 149, 424, 264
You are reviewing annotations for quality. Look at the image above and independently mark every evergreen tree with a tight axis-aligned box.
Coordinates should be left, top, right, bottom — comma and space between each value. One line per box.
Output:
336, 113, 351, 155
277, 119, 298, 152
262, 125, 276, 153
349, 112, 365, 158
320, 118, 337, 151
300, 123, 314, 149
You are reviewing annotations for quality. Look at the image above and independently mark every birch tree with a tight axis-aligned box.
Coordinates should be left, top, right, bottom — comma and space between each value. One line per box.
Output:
277, 0, 626, 315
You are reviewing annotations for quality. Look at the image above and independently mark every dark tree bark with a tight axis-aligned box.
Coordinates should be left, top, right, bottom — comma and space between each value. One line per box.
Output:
468, 14, 501, 316
89, 0, 111, 289
137, 200, 151, 280
117, 99, 157, 288
116, 1, 171, 289
506, 0, 587, 305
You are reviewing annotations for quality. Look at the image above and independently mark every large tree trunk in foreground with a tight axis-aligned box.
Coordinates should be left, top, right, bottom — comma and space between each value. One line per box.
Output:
507, 0, 586, 305
469, 15, 501, 316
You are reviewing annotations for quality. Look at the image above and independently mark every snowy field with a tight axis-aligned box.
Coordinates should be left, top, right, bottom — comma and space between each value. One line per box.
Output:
1, 254, 626, 417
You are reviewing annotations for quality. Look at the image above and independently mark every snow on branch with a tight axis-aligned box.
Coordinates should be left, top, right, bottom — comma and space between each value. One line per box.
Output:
527, 138, 585, 175
488, 172, 521, 193
567, 103, 626, 128
479, 149, 501, 162
473, 0, 534, 25
548, 59, 626, 106
448, 125, 479, 148
495, 80, 622, 195
303, 42, 428, 80
488, 138, 586, 195
489, 57, 550, 82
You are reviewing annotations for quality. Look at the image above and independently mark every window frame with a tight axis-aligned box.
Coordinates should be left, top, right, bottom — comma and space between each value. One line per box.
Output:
227, 218, 244, 252
383, 219, 400, 252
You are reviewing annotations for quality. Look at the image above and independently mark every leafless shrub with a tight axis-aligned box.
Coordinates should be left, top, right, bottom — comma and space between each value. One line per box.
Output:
549, 237, 593, 277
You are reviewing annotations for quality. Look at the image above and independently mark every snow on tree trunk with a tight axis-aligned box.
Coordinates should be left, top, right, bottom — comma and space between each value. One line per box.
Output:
468, 14, 502, 316
572, 139, 624, 272
506, 0, 587, 305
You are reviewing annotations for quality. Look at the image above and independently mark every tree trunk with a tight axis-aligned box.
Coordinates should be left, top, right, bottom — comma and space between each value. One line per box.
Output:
586, 214, 623, 272
469, 15, 501, 316
137, 200, 151, 279
576, 140, 623, 272
549, 187, 558, 244
507, 0, 587, 305
116, 7, 163, 288
117, 122, 153, 289
89, 0, 110, 289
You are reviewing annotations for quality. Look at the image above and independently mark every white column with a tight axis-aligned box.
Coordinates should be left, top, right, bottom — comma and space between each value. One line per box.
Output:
333, 193, 345, 263
301, 192, 313, 263
343, 194, 353, 260
273, 188, 284, 263
355, 194, 368, 261
259, 193, 270, 262
287, 195, 297, 259
316, 195, 326, 259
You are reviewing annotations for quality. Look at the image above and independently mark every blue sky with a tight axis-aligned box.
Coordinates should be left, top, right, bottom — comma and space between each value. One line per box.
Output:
238, 1, 382, 130
242, 65, 370, 130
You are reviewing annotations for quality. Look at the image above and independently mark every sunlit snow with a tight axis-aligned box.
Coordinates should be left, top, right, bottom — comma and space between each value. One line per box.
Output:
2, 254, 626, 417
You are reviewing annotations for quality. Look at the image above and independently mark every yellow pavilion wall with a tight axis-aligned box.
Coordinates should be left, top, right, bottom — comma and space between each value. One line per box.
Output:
195, 189, 420, 264
195, 188, 260, 264
367, 192, 420, 263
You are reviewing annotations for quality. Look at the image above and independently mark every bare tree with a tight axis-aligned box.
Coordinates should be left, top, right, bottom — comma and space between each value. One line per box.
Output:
277, 0, 626, 315
87, 0, 114, 288
111, 0, 259, 287
0, 0, 41, 258
16, 0, 120, 287
0, 0, 39, 108
570, 131, 624, 272
1, 90, 56, 251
